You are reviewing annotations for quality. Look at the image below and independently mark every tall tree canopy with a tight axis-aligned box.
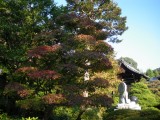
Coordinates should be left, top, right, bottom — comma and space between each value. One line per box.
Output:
0, 0, 127, 119
0, 0, 59, 72
146, 69, 159, 78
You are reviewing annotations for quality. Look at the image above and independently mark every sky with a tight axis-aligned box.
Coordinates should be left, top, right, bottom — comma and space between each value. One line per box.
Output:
54, 0, 160, 72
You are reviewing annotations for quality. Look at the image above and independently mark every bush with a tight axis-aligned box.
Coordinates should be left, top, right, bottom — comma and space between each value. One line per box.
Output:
140, 107, 160, 120
129, 82, 158, 107
148, 80, 160, 101
22, 116, 39, 120
103, 108, 160, 120
81, 107, 105, 120
16, 97, 44, 118
50, 106, 106, 120
0, 112, 39, 120
16, 97, 44, 111
0, 113, 10, 120
50, 106, 80, 120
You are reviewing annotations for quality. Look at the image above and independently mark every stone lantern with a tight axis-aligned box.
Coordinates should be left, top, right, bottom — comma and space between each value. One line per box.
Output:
84, 71, 89, 81
83, 90, 88, 97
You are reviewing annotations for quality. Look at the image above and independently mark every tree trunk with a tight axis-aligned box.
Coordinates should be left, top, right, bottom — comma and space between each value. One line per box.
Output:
43, 106, 53, 120
76, 109, 86, 120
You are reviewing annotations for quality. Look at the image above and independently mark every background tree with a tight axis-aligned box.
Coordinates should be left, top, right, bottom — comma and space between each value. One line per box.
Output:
155, 67, 160, 75
153, 70, 159, 77
146, 68, 160, 78
146, 69, 155, 77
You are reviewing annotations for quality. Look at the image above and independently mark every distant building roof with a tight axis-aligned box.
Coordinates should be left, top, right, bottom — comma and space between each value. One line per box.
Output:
119, 59, 149, 84
149, 76, 160, 81
120, 59, 141, 74
120, 59, 149, 79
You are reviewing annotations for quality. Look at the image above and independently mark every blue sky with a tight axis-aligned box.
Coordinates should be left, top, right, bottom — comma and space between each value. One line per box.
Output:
112, 0, 160, 72
55, 0, 160, 72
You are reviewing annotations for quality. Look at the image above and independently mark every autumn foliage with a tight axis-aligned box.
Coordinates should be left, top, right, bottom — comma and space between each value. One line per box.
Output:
16, 67, 38, 73
28, 45, 61, 58
0, 0, 127, 119
28, 70, 60, 80
4, 82, 31, 98
42, 94, 66, 105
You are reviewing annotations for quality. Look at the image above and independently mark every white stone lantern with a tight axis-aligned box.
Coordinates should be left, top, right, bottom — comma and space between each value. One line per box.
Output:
83, 90, 88, 97
84, 71, 89, 81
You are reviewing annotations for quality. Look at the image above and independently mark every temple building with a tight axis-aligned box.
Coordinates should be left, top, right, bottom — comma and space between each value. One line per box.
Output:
118, 59, 149, 85
149, 76, 160, 81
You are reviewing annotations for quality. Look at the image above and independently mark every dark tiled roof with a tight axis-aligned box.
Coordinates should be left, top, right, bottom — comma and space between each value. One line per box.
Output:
149, 76, 160, 81
120, 59, 149, 79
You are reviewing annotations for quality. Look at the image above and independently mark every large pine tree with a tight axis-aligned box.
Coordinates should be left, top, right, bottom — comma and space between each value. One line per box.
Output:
1, 0, 127, 119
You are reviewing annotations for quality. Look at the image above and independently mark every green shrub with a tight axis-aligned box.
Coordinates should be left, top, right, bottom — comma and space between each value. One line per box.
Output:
140, 107, 160, 120
16, 97, 44, 111
148, 80, 160, 103
129, 82, 158, 107
51, 106, 106, 120
0, 113, 9, 120
103, 109, 140, 120
22, 116, 39, 120
103, 108, 160, 120
51, 106, 80, 120
0, 112, 39, 120
112, 96, 119, 106
81, 107, 105, 120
